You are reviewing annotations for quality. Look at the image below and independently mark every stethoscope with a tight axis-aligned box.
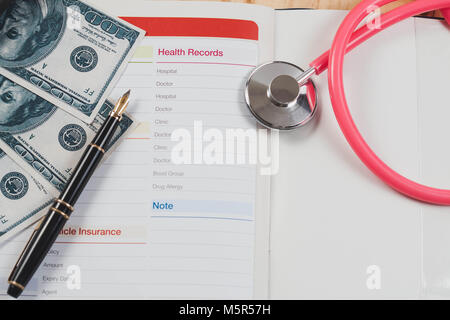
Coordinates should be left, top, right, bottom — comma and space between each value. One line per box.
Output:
244, 0, 450, 205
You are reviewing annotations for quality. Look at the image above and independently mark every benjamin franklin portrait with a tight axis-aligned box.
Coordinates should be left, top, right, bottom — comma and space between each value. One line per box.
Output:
0, 0, 65, 66
0, 75, 55, 132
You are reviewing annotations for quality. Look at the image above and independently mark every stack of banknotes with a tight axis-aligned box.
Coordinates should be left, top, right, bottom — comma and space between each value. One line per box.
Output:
0, 0, 145, 241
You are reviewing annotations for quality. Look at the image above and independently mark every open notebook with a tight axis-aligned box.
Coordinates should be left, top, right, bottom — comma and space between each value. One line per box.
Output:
0, 1, 449, 299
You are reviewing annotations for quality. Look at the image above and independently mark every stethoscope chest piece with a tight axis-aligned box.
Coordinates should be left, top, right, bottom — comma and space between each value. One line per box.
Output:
245, 61, 317, 130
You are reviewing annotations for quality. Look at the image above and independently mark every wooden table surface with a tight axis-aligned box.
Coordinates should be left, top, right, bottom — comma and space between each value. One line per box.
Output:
187, 0, 442, 18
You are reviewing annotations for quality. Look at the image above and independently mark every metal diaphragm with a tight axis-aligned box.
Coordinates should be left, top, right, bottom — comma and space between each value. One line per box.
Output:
244, 61, 318, 130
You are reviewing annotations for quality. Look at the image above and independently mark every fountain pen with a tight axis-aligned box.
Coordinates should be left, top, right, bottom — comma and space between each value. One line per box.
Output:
7, 91, 131, 298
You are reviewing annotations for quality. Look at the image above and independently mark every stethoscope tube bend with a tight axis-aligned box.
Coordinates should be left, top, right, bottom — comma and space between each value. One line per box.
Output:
327, 0, 450, 205
245, 0, 450, 205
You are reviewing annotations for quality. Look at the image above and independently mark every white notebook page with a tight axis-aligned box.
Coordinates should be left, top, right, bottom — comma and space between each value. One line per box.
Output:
271, 10, 450, 298
416, 18, 450, 299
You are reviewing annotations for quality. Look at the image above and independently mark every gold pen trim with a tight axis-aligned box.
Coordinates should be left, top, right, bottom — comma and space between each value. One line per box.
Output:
110, 90, 130, 121
51, 207, 70, 220
90, 143, 105, 153
8, 280, 24, 290
109, 111, 123, 121
55, 199, 74, 212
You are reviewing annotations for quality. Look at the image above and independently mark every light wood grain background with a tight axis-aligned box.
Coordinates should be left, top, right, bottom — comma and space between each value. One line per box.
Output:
184, 0, 442, 17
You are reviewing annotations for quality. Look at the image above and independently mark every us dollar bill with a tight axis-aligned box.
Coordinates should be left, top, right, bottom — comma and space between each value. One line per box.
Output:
0, 148, 58, 242
0, 0, 144, 123
0, 74, 136, 193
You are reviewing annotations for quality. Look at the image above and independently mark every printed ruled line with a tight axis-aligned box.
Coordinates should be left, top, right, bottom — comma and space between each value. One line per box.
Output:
0, 293, 38, 297
56, 254, 147, 258
138, 99, 245, 104
101, 163, 149, 167
107, 150, 149, 153
148, 255, 250, 261
39, 295, 252, 299
25, 295, 176, 299
149, 229, 254, 235
148, 150, 257, 156
72, 215, 147, 218
130, 125, 255, 130
83, 188, 143, 192
90, 176, 253, 182
154, 74, 245, 79
135, 99, 245, 104
50, 267, 150, 272
101, 164, 255, 169
150, 190, 254, 196
130, 111, 252, 117
113, 149, 258, 157
120, 74, 246, 79
150, 176, 254, 182
156, 61, 255, 68
45, 282, 251, 289
91, 176, 146, 179
151, 215, 253, 222
146, 268, 251, 275
115, 85, 243, 91
54, 242, 147, 245
148, 241, 251, 248
77, 201, 147, 205
38, 267, 250, 276
156, 87, 243, 91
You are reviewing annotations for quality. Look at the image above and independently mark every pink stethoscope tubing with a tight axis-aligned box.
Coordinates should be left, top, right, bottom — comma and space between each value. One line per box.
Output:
309, 0, 450, 205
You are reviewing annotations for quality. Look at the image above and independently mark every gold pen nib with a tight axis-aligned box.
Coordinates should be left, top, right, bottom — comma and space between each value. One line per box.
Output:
111, 90, 131, 119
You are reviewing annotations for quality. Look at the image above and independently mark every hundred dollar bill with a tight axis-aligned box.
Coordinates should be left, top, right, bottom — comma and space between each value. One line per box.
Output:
0, 75, 135, 193
0, 0, 144, 123
0, 148, 57, 242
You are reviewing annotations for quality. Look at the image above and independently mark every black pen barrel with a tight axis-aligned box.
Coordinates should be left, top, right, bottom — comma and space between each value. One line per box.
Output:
7, 210, 69, 298
59, 116, 119, 205
7, 116, 120, 298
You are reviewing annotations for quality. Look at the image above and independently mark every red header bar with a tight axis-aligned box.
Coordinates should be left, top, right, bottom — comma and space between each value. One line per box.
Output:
121, 17, 258, 40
